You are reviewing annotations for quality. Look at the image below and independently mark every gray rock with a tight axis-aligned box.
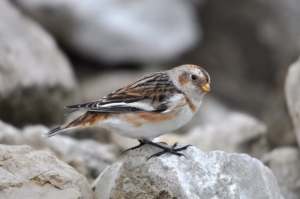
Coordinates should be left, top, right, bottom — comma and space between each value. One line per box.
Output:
0, 0, 77, 126
93, 145, 282, 199
92, 163, 122, 199
0, 120, 118, 181
13, 0, 200, 64
23, 125, 118, 180
263, 147, 300, 199
0, 120, 22, 145
49, 135, 117, 179
285, 57, 300, 146
0, 145, 93, 199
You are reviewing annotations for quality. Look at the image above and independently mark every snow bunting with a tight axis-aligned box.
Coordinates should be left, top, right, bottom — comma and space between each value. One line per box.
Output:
45, 64, 210, 160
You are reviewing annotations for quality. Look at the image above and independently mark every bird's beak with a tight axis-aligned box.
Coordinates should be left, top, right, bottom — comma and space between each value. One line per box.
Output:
201, 83, 211, 93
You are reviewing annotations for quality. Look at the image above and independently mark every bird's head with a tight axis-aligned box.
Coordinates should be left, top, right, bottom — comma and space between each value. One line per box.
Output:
169, 64, 210, 101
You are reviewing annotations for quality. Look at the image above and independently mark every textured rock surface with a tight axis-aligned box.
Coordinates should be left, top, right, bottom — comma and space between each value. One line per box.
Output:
0, 145, 93, 199
24, 125, 117, 180
285, 57, 300, 146
0, 120, 117, 181
0, 0, 77, 126
93, 145, 282, 199
263, 147, 300, 199
14, 0, 200, 64
48, 135, 118, 179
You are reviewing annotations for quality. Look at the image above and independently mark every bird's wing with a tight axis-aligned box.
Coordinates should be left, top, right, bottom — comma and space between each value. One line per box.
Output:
66, 72, 183, 113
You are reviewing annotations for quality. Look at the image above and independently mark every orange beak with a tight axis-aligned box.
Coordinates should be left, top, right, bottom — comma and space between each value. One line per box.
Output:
201, 83, 211, 93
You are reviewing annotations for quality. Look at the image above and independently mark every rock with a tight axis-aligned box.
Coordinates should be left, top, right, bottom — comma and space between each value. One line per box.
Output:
0, 120, 22, 145
0, 145, 93, 199
261, 94, 296, 147
92, 163, 122, 199
0, 120, 118, 181
263, 147, 300, 199
13, 0, 200, 64
49, 136, 117, 179
285, 57, 300, 146
93, 145, 282, 199
0, 0, 77, 127
159, 112, 269, 159
23, 125, 118, 180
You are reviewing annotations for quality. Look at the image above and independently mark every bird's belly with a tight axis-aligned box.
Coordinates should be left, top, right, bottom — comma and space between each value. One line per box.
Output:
100, 105, 194, 140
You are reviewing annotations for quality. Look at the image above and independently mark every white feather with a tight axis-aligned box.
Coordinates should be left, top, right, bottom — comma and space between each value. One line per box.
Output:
168, 93, 183, 102
100, 102, 127, 107
162, 94, 184, 113
99, 102, 154, 111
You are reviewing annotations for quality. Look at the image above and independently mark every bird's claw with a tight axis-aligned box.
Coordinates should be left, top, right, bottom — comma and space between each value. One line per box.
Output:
121, 140, 146, 155
146, 142, 191, 161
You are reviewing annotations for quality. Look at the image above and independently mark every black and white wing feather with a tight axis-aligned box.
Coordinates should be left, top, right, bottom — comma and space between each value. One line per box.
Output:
66, 72, 182, 113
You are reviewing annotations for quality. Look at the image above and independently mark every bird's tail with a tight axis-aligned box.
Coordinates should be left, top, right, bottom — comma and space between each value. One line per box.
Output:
43, 120, 80, 138
43, 125, 78, 138
43, 112, 108, 138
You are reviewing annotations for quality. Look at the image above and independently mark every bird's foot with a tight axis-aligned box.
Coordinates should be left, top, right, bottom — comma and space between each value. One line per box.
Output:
147, 142, 191, 161
121, 140, 146, 155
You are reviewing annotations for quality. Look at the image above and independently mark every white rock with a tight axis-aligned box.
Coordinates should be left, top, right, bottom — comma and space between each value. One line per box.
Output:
285, 57, 300, 146
93, 145, 282, 199
0, 145, 93, 199
0, 120, 22, 145
22, 125, 118, 179
92, 163, 122, 199
13, 0, 201, 64
0, 0, 77, 126
263, 147, 300, 199
0, 120, 118, 180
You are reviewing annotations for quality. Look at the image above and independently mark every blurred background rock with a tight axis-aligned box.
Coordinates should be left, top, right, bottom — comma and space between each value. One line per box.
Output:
1, 0, 300, 198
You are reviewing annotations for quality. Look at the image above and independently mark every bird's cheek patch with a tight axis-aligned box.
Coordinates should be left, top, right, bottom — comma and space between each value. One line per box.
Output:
178, 74, 189, 85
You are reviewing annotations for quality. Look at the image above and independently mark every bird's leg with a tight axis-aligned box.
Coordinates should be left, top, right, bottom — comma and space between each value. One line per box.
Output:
157, 142, 168, 145
147, 142, 191, 161
121, 140, 146, 155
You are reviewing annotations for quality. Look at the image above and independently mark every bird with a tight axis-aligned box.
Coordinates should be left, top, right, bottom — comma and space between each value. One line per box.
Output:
44, 64, 211, 160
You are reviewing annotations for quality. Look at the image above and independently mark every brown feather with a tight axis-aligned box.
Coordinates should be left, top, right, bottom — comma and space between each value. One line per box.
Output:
66, 112, 109, 127
67, 72, 181, 113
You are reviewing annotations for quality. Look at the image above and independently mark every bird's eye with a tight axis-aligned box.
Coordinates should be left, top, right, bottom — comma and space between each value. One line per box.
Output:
191, 75, 197, 80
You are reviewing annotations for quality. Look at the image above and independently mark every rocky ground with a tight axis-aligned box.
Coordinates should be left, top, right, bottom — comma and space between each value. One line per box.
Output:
1, 0, 300, 198
93, 146, 282, 199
